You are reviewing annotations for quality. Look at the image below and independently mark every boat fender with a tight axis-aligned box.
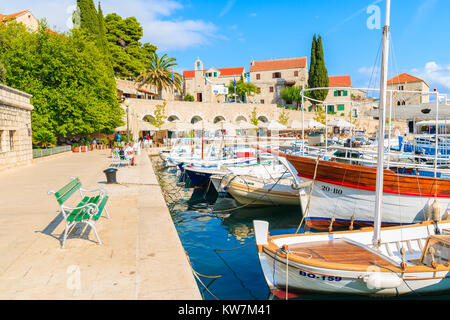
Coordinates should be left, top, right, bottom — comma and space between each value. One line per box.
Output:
349, 216, 355, 231
328, 217, 335, 233
362, 273, 402, 290
431, 199, 441, 222
425, 199, 434, 221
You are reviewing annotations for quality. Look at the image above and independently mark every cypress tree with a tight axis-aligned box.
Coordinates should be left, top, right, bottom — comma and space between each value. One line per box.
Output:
77, 0, 99, 36
307, 34, 329, 106
97, 2, 109, 54
314, 35, 329, 103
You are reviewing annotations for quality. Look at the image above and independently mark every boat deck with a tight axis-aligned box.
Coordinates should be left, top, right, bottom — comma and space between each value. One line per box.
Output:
288, 239, 397, 268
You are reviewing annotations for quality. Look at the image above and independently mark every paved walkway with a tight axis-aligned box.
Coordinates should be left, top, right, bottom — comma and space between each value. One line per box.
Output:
0, 149, 201, 299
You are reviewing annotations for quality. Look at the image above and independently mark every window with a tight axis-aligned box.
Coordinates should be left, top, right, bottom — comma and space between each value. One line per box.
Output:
260, 99, 265, 104
256, 74, 261, 80
214, 72, 217, 77
9, 130, 15, 151
269, 86, 274, 93
337, 104, 345, 111
334, 90, 348, 97
294, 71, 299, 77
327, 105, 335, 114
272, 72, 281, 79
399, 85, 404, 91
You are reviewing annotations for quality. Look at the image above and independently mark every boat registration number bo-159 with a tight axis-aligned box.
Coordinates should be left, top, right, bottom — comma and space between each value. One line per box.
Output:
299, 270, 342, 282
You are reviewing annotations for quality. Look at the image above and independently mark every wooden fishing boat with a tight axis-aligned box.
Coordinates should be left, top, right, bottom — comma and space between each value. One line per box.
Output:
222, 174, 305, 207
282, 153, 450, 230
254, 219, 450, 296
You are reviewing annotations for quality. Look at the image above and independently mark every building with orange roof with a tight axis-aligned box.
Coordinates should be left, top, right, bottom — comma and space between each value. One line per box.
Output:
0, 10, 39, 32
249, 57, 308, 105
183, 58, 246, 103
387, 73, 430, 105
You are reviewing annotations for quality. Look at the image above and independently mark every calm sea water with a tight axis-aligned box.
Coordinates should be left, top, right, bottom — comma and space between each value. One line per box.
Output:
152, 158, 450, 301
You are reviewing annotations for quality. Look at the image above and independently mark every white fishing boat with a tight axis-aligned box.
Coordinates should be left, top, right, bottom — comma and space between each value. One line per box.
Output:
253, 0, 450, 297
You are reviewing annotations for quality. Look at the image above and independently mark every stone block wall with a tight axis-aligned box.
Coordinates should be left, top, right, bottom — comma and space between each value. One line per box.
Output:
0, 84, 34, 171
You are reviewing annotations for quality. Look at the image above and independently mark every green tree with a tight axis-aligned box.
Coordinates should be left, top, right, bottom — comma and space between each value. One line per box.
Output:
104, 13, 157, 78
0, 61, 5, 83
280, 86, 302, 109
313, 106, 326, 125
278, 109, 290, 126
307, 34, 329, 105
0, 20, 124, 139
184, 93, 195, 102
135, 53, 182, 99
249, 107, 259, 126
96, 2, 109, 55
227, 78, 260, 102
151, 100, 168, 129
77, 0, 99, 36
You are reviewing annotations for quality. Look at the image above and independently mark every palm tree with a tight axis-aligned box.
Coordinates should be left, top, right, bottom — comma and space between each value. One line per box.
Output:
135, 53, 182, 99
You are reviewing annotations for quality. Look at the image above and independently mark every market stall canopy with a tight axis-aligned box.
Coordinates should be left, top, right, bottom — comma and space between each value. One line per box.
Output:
328, 119, 355, 128
191, 121, 215, 131
138, 120, 159, 131
259, 120, 287, 130
288, 120, 303, 130
115, 125, 128, 132
236, 120, 258, 130
300, 119, 326, 129
214, 120, 240, 131
160, 120, 192, 131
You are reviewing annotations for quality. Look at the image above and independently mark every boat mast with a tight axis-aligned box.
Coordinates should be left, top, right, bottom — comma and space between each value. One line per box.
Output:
373, 0, 391, 247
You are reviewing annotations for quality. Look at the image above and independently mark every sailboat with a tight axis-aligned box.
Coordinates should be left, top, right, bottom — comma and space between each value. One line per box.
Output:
253, 0, 450, 296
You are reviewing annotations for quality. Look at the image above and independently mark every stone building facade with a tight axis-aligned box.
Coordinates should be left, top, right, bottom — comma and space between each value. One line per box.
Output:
183, 58, 246, 103
0, 84, 34, 171
387, 73, 430, 105
0, 10, 39, 32
249, 57, 308, 105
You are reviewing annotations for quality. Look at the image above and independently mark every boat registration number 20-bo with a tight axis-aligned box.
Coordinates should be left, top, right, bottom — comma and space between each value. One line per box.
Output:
299, 270, 342, 282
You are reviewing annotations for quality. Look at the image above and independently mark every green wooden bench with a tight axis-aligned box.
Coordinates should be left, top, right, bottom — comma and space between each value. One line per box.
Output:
48, 177, 110, 249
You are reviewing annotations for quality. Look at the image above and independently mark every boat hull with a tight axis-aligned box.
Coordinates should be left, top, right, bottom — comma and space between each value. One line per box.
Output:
284, 154, 450, 230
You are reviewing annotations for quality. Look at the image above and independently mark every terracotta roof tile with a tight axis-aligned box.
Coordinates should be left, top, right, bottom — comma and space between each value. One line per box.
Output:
387, 73, 426, 85
250, 57, 307, 72
183, 67, 245, 79
329, 75, 352, 87
0, 10, 29, 22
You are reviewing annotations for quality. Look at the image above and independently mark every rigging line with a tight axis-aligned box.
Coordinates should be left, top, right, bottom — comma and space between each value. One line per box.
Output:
213, 241, 256, 252
367, 37, 383, 97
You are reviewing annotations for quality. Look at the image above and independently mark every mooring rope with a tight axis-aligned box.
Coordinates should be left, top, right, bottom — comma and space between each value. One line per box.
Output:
295, 155, 321, 234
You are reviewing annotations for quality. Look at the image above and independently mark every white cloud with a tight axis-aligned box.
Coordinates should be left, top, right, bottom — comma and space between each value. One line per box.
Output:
0, 0, 220, 52
413, 61, 450, 91
358, 66, 380, 77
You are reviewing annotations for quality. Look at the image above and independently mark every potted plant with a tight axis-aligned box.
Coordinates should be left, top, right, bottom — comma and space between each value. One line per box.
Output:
72, 144, 80, 152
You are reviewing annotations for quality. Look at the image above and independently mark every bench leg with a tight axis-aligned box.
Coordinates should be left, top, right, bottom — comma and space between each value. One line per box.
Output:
61, 226, 68, 249
89, 222, 102, 245
104, 206, 111, 219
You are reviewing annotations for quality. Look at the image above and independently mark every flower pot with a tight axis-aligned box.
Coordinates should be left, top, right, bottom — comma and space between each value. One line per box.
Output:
72, 147, 80, 152
81, 146, 88, 152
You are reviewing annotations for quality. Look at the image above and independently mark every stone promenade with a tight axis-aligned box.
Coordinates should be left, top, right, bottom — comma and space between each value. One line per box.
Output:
0, 149, 201, 299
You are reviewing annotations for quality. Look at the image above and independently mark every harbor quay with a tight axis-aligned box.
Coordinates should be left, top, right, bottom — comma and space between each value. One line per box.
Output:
0, 149, 201, 300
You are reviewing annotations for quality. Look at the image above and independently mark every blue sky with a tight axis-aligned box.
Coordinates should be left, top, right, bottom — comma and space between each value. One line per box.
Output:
1, 0, 449, 92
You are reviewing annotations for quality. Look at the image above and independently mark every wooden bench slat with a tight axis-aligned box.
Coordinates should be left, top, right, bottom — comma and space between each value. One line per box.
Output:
57, 182, 82, 205
55, 178, 80, 198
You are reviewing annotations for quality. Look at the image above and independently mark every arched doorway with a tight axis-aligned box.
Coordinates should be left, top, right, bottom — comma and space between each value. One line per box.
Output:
235, 116, 247, 122
191, 116, 203, 124
258, 116, 269, 123
213, 116, 226, 124
167, 115, 180, 122
143, 115, 156, 125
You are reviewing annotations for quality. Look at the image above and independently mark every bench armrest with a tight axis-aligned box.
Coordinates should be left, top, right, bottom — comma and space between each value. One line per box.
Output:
61, 203, 99, 220
79, 187, 108, 199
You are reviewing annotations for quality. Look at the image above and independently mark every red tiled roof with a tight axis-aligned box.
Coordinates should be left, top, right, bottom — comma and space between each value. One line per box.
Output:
0, 10, 30, 22
387, 73, 426, 85
329, 75, 352, 87
250, 57, 307, 72
183, 67, 245, 79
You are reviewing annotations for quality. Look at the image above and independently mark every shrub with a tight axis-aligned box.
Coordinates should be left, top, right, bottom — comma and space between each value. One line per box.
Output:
32, 129, 57, 149
184, 94, 195, 102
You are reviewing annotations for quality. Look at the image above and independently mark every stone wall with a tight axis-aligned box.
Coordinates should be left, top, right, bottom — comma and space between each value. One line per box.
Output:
0, 84, 34, 171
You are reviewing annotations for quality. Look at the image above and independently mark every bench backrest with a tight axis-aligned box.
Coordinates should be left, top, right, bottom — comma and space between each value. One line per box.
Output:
54, 178, 82, 205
